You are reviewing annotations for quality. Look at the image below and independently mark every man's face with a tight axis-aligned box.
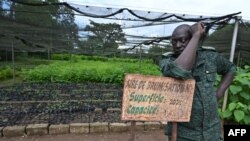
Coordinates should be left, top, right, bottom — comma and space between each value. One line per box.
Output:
171, 28, 191, 55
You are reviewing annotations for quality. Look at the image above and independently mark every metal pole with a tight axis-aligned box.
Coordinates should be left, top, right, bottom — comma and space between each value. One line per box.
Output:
222, 16, 241, 112
229, 16, 241, 62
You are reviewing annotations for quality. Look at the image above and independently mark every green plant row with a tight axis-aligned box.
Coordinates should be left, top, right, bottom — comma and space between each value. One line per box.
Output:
0, 57, 51, 81
51, 54, 153, 63
22, 60, 161, 84
0, 66, 13, 80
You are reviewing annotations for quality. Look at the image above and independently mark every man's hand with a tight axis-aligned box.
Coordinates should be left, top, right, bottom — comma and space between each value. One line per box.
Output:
191, 22, 206, 40
216, 72, 235, 100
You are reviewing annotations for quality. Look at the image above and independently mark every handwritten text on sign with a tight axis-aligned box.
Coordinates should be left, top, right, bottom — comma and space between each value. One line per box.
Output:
121, 74, 195, 122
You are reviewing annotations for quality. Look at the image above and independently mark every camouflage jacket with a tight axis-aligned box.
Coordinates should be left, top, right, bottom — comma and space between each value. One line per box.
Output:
159, 47, 236, 141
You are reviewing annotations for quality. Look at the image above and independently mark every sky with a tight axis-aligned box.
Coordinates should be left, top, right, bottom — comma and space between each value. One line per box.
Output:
61, 0, 250, 20
60, 0, 248, 45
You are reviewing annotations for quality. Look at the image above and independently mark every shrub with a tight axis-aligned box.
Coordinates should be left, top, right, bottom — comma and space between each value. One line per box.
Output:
0, 66, 13, 80
219, 65, 250, 124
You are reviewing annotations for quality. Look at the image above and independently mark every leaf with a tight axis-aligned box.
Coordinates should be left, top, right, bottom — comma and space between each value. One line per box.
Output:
228, 102, 237, 111
248, 105, 250, 111
223, 110, 232, 118
229, 85, 242, 95
218, 108, 223, 118
229, 95, 239, 102
244, 65, 250, 70
243, 116, 250, 124
234, 110, 245, 122
240, 91, 250, 100
236, 102, 245, 108
238, 77, 250, 86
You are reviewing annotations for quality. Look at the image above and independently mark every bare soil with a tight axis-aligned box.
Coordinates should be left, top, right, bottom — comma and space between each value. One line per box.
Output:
0, 129, 166, 141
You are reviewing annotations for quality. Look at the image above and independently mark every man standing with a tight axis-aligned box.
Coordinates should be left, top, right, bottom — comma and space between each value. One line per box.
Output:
159, 22, 236, 141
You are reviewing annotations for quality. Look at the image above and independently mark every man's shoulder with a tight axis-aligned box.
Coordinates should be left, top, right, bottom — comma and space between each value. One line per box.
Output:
162, 52, 174, 57
200, 46, 216, 52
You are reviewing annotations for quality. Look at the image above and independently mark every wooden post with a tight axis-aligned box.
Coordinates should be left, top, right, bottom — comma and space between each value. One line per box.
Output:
171, 122, 177, 141
129, 121, 136, 141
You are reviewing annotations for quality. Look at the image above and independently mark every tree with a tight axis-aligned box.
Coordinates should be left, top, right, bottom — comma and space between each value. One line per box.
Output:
148, 44, 171, 55
84, 20, 126, 55
0, 0, 78, 54
147, 44, 171, 65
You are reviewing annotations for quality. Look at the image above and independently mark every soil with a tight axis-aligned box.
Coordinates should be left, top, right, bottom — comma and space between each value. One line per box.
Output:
0, 83, 124, 127
0, 83, 168, 141
0, 129, 167, 141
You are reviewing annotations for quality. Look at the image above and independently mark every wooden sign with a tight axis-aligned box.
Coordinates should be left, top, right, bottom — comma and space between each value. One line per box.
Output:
121, 74, 195, 122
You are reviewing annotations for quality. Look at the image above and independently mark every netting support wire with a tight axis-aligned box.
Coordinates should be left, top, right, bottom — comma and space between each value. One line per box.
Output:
222, 16, 241, 112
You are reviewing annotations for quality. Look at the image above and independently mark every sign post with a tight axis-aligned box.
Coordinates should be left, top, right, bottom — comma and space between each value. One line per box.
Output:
129, 121, 136, 141
171, 122, 177, 141
121, 74, 195, 141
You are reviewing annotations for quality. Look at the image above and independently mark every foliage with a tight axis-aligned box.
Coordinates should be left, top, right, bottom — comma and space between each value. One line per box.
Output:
51, 54, 153, 63
218, 65, 250, 124
0, 66, 13, 80
52, 53, 74, 61
0, 56, 52, 82
83, 20, 126, 54
0, 0, 78, 52
148, 44, 171, 54
3, 0, 77, 28
21, 58, 161, 84
0, 82, 123, 126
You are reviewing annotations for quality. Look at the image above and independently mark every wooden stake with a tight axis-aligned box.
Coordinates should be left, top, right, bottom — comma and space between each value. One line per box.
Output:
129, 121, 136, 141
171, 122, 177, 141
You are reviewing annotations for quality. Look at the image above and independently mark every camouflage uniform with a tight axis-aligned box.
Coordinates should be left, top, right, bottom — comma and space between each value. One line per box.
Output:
159, 47, 236, 141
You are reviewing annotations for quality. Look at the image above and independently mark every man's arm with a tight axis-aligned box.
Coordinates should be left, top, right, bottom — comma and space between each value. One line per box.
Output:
175, 22, 205, 71
216, 72, 235, 100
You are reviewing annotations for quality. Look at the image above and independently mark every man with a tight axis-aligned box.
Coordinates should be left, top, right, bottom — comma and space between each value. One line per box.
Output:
159, 22, 236, 141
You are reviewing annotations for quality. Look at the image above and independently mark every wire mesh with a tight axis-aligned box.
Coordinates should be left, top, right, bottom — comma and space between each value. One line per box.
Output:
0, 0, 250, 127
0, 0, 245, 56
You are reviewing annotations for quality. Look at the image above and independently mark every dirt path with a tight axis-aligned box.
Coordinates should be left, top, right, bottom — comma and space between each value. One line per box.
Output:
0, 129, 167, 141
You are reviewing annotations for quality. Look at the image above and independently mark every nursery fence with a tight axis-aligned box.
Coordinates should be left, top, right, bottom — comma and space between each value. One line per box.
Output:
1, 0, 250, 128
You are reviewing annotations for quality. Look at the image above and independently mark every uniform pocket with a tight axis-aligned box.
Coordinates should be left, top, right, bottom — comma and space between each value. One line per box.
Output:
205, 67, 216, 82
